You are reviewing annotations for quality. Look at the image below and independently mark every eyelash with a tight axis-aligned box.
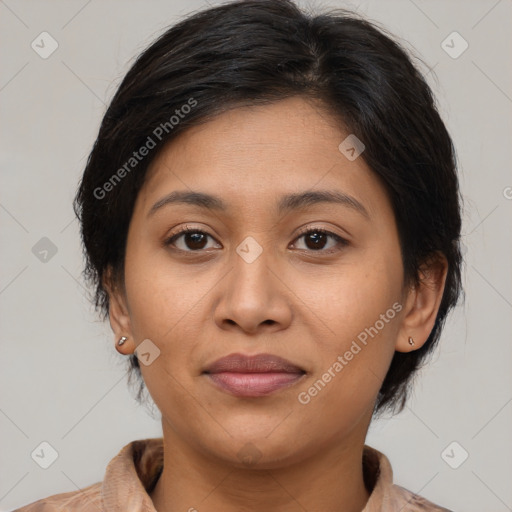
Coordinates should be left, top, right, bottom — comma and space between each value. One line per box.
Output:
164, 225, 349, 255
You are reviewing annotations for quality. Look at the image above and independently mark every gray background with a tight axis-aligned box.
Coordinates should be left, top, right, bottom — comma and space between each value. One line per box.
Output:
1, 0, 511, 510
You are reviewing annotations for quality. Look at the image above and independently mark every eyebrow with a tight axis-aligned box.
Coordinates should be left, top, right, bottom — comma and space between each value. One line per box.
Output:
148, 189, 370, 219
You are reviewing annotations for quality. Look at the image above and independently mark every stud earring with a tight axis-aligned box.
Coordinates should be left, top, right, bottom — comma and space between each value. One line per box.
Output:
118, 336, 128, 346
408, 336, 415, 346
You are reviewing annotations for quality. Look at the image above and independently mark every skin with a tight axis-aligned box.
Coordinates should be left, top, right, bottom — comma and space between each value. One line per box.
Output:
107, 96, 447, 512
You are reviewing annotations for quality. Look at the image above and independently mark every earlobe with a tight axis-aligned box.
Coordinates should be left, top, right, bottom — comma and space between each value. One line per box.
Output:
396, 253, 448, 353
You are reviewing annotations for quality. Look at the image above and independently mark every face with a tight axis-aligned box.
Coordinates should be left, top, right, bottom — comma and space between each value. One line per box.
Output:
114, 96, 411, 468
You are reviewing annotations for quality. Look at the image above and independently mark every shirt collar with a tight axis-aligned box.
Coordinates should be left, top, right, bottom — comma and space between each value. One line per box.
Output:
101, 438, 163, 511
101, 438, 394, 511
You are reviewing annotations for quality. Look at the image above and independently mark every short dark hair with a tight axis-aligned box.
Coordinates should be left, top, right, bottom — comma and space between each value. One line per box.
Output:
74, 0, 463, 416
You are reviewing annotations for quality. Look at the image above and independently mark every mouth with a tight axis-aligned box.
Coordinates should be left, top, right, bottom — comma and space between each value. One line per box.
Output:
202, 353, 306, 398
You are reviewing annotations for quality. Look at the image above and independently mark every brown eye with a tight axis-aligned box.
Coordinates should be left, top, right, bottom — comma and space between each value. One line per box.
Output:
293, 228, 348, 253
165, 228, 219, 252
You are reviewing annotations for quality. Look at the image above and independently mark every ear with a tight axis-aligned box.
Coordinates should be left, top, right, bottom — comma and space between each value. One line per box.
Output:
103, 267, 135, 354
396, 252, 448, 353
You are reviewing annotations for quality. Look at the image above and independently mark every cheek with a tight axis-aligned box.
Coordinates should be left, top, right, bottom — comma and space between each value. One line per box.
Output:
291, 250, 403, 406
292, 247, 402, 343
123, 241, 205, 339
122, 247, 206, 413
122, 241, 221, 398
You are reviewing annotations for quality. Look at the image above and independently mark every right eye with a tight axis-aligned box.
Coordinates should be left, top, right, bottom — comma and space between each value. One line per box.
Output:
164, 226, 221, 252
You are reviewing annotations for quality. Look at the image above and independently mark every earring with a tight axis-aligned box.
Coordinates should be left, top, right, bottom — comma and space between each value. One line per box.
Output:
118, 336, 128, 346
408, 336, 415, 346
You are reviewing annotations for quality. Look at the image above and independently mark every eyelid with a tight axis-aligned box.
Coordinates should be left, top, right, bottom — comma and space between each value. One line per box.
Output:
293, 224, 348, 241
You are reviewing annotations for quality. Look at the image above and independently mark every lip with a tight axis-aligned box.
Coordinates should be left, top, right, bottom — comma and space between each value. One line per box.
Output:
203, 353, 306, 397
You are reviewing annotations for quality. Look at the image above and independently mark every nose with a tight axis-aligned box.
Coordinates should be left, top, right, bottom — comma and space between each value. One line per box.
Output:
213, 240, 293, 335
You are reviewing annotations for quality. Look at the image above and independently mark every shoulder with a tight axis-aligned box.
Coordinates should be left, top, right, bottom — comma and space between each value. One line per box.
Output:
12, 482, 101, 511
13, 437, 163, 512
389, 484, 453, 512
362, 445, 453, 512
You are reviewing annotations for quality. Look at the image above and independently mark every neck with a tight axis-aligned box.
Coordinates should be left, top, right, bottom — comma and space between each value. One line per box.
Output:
150, 419, 372, 512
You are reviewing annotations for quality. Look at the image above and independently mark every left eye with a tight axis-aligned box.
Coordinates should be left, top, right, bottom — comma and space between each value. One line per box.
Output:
292, 228, 348, 252
164, 227, 347, 253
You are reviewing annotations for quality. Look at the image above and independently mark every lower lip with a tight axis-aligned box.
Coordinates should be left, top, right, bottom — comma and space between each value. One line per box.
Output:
205, 372, 305, 397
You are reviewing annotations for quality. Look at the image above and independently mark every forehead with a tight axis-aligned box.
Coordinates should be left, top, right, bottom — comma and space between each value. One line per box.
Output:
137, 96, 387, 220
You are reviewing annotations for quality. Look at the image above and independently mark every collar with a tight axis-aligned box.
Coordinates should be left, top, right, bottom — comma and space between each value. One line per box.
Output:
100, 438, 398, 511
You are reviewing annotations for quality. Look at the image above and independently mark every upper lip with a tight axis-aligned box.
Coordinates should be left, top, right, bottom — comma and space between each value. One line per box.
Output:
203, 353, 305, 374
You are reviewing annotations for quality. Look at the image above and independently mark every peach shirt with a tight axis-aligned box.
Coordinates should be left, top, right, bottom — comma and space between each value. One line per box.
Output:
14, 438, 452, 511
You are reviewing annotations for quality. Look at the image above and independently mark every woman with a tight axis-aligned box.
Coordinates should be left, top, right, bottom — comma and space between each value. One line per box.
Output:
16, 0, 462, 510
